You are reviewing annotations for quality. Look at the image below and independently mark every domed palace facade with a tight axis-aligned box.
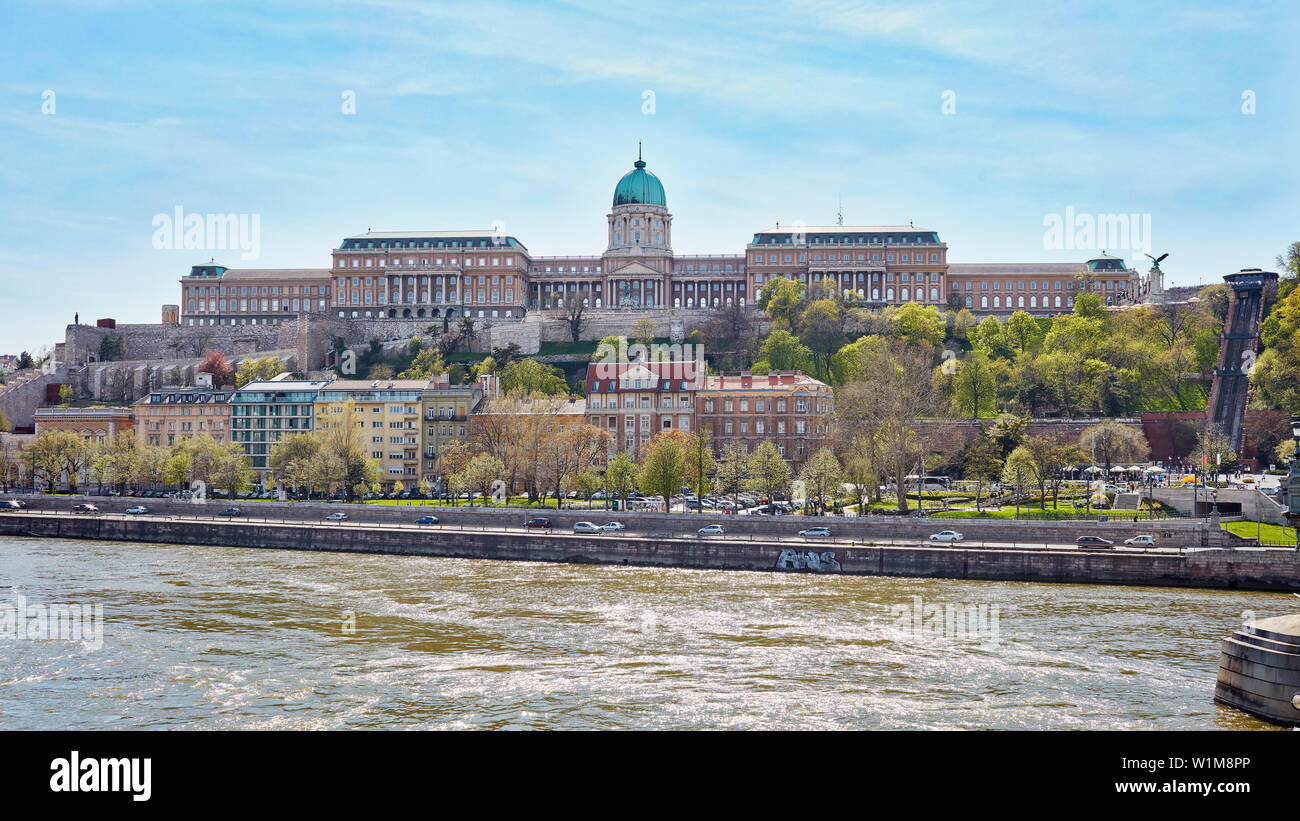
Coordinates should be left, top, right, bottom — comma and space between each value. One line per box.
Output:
177, 151, 1147, 328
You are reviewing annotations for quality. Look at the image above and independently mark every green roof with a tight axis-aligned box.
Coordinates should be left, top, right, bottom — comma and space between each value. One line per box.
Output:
613, 159, 666, 208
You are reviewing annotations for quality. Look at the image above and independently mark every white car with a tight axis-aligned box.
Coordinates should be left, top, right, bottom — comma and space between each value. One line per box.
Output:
572, 521, 602, 534
697, 524, 726, 536
324, 512, 348, 522
799, 527, 831, 537
1123, 535, 1156, 547
599, 522, 625, 532
125, 505, 149, 515
929, 530, 964, 542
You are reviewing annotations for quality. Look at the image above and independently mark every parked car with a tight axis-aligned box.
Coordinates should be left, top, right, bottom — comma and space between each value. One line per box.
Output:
72, 504, 99, 515
1075, 535, 1115, 549
697, 524, 726, 536
1123, 535, 1156, 547
125, 505, 149, 515
524, 518, 552, 529
799, 527, 832, 538
218, 507, 242, 517
599, 521, 625, 532
572, 521, 602, 534
324, 512, 348, 522
929, 530, 964, 542
414, 516, 440, 525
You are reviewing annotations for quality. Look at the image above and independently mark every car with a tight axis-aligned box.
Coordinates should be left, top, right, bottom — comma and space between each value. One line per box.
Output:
1075, 535, 1115, 549
599, 521, 625, 532
0, 499, 25, 510
72, 504, 99, 515
799, 527, 832, 538
524, 518, 552, 529
1123, 535, 1156, 547
218, 507, 242, 517
929, 530, 964, 542
572, 521, 602, 534
414, 515, 440, 525
324, 512, 348, 522
697, 524, 726, 536
125, 505, 149, 515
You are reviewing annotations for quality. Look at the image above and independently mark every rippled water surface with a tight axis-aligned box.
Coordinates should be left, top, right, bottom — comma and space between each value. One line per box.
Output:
0, 536, 1290, 729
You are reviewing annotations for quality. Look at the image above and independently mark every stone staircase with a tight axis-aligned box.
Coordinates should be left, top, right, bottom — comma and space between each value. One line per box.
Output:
1112, 492, 1142, 511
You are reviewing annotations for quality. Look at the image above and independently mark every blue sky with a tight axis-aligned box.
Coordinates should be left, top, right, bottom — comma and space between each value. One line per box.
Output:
1, 0, 1297, 355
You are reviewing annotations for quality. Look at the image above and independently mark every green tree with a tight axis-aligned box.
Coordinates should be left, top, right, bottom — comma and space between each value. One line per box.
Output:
797, 298, 845, 381
636, 430, 689, 512
886, 302, 946, 349
686, 429, 714, 507
604, 450, 637, 505
947, 353, 998, 419
798, 447, 842, 516
747, 440, 791, 503
757, 329, 815, 374
962, 435, 1003, 512
758, 276, 805, 329
499, 358, 568, 396
1005, 311, 1041, 356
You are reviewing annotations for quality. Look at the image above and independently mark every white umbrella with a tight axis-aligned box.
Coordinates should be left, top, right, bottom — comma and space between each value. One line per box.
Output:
1143, 466, 1164, 473
1108, 466, 1125, 473
1084, 466, 1103, 474
1128, 465, 1143, 472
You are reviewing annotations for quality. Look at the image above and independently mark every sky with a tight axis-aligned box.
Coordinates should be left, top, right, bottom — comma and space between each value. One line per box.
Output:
1, 0, 1297, 356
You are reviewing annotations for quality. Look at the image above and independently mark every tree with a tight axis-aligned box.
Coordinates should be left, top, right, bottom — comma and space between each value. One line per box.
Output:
886, 302, 946, 349
26, 430, 90, 492
757, 329, 815, 374
17, 351, 35, 370
798, 298, 846, 382
747, 440, 791, 503
401, 347, 447, 381
566, 297, 586, 343
759, 276, 805, 329
1191, 422, 1237, 474
1078, 420, 1150, 477
947, 353, 998, 419
713, 441, 751, 506
636, 430, 690, 512
604, 450, 637, 505
962, 435, 1003, 512
97, 334, 127, 362
269, 433, 323, 495
632, 317, 657, 348
236, 357, 284, 387
58, 384, 74, 404
498, 359, 568, 396
368, 362, 395, 380
198, 350, 235, 387
1005, 435, 1084, 510
838, 339, 946, 513
1073, 291, 1106, 320
686, 429, 714, 507
0, 410, 10, 433
459, 453, 504, 506
798, 447, 842, 516
316, 400, 381, 499
1005, 311, 1041, 356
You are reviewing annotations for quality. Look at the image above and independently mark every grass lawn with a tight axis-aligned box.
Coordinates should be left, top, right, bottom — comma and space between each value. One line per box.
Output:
1222, 521, 1297, 546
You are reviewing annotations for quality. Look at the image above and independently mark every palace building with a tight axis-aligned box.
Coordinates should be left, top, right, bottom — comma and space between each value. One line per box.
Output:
177, 151, 1153, 328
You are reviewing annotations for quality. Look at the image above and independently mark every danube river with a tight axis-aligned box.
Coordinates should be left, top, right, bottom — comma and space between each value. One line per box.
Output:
0, 535, 1290, 730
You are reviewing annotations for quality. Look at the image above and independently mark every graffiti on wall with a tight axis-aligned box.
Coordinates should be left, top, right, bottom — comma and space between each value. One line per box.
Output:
775, 550, 841, 573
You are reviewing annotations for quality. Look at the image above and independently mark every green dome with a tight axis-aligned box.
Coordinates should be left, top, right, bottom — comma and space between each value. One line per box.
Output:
613, 159, 666, 208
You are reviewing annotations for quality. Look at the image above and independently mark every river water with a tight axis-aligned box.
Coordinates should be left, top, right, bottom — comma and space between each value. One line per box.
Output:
0, 536, 1290, 730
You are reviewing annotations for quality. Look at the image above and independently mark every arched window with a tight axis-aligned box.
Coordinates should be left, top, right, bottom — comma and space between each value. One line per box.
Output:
1018, 296, 1025, 307
993, 296, 1001, 308
981, 296, 988, 308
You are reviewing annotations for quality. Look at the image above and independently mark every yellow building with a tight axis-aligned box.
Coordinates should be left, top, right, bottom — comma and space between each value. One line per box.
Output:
313, 379, 428, 490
